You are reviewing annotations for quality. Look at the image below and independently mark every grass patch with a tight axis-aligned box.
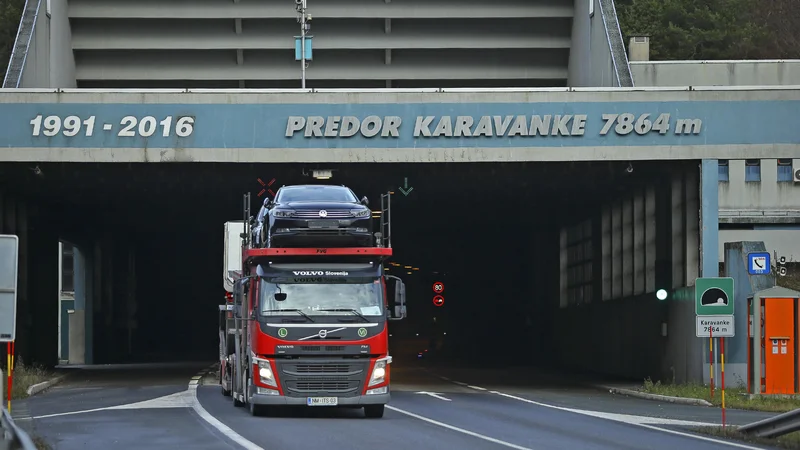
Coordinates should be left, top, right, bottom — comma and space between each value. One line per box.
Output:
642, 378, 800, 413
1, 361, 54, 400
31, 435, 52, 450
694, 425, 800, 449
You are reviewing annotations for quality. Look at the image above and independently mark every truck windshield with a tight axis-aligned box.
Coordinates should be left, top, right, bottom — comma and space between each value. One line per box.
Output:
259, 278, 383, 317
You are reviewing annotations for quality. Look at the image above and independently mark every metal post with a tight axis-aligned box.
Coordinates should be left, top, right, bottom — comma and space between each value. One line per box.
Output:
300, 0, 307, 89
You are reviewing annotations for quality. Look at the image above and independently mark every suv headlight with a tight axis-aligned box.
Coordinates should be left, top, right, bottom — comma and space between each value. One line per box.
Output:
368, 359, 388, 386
273, 209, 296, 218
257, 360, 277, 387
350, 209, 370, 218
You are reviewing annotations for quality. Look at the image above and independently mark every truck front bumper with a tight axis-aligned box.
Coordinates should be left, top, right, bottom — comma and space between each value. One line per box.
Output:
249, 392, 390, 406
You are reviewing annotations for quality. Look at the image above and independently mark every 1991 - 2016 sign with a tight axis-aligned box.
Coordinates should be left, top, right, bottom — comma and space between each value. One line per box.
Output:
29, 115, 195, 138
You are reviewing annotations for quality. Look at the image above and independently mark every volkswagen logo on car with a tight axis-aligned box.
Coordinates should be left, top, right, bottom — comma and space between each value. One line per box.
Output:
319, 210, 328, 217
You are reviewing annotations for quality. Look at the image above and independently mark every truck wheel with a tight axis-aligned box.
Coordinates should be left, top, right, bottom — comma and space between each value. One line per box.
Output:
233, 394, 245, 407
364, 405, 384, 418
221, 385, 231, 397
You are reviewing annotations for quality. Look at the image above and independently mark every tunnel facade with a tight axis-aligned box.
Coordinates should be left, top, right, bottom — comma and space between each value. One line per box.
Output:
1, 87, 798, 384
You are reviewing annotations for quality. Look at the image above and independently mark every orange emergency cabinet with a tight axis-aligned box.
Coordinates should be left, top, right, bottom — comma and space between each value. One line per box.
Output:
748, 287, 800, 395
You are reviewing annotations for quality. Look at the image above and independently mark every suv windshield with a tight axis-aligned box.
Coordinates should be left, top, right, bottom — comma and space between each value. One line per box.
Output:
259, 278, 383, 317
276, 187, 358, 203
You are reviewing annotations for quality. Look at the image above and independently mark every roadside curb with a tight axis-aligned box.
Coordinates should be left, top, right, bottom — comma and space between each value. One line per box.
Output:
603, 386, 714, 407
26, 374, 68, 397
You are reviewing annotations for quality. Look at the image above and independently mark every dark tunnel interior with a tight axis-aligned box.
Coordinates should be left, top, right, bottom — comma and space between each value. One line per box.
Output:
0, 160, 692, 368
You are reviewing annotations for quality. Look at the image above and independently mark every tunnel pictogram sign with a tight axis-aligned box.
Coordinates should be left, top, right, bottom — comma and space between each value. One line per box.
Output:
433, 295, 444, 307
433, 282, 444, 294
695, 277, 734, 316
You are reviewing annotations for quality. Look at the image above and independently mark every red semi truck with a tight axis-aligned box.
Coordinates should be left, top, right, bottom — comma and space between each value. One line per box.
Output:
219, 193, 406, 418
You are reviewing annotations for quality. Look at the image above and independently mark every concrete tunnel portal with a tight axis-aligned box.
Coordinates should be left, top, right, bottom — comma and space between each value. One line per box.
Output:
0, 159, 704, 383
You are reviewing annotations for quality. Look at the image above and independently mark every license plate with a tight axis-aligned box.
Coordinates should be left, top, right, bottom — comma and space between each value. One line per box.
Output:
308, 220, 338, 229
307, 397, 338, 406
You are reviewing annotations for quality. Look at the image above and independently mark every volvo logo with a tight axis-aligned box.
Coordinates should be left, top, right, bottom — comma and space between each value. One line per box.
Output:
318, 329, 328, 339
319, 210, 328, 217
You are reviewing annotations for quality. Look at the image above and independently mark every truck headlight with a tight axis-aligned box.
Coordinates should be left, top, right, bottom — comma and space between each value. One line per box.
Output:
257, 360, 277, 387
368, 359, 388, 386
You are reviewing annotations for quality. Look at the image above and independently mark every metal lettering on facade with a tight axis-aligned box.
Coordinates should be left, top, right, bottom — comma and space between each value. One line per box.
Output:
285, 113, 702, 138
3, 96, 799, 153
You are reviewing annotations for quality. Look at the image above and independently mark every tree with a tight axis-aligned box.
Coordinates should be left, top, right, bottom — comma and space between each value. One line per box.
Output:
752, 0, 800, 58
616, 0, 771, 60
0, 0, 25, 78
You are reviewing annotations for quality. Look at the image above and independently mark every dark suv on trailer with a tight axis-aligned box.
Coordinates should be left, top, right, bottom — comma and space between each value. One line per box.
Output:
252, 184, 374, 248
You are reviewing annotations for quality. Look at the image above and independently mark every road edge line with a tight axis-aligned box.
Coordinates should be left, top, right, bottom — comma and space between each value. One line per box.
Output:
385, 405, 532, 450
489, 390, 760, 449
636, 423, 766, 450
188, 365, 263, 450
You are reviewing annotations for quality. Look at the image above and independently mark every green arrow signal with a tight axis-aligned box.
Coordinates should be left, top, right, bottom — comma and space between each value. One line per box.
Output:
398, 177, 414, 196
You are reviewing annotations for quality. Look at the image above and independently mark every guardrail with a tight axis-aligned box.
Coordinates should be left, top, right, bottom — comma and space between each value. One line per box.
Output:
738, 408, 800, 439
0, 407, 36, 450
0, 369, 36, 450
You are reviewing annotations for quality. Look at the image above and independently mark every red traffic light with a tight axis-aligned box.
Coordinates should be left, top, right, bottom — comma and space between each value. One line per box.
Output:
432, 282, 445, 294
433, 295, 444, 307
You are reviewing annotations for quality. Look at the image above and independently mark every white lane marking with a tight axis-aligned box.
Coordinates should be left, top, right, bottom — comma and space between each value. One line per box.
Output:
386, 405, 532, 450
637, 424, 766, 450
32, 390, 193, 419
188, 384, 262, 450
439, 376, 451, 381
188, 365, 264, 450
415, 391, 452, 401
490, 391, 717, 427
452, 381, 469, 386
467, 385, 487, 391
490, 391, 764, 448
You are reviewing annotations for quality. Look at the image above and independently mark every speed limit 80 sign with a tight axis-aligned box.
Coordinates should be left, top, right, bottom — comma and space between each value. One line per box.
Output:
432, 282, 444, 294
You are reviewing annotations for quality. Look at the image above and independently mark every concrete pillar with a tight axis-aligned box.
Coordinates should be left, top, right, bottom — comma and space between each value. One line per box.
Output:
700, 160, 720, 278
126, 245, 137, 358
91, 237, 103, 362
14, 200, 31, 364
26, 205, 59, 367
68, 246, 87, 364
84, 242, 94, 364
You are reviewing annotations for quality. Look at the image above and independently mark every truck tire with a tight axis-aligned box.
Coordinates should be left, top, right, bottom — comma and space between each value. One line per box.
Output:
363, 405, 384, 418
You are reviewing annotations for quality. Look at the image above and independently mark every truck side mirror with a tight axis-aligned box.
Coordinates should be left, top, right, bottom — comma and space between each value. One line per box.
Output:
361, 196, 369, 206
390, 279, 406, 321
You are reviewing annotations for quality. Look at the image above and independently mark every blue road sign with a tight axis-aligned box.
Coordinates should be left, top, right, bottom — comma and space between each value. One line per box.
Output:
747, 252, 771, 275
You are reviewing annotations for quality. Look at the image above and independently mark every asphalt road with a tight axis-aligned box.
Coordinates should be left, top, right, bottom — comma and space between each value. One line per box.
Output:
12, 361, 781, 450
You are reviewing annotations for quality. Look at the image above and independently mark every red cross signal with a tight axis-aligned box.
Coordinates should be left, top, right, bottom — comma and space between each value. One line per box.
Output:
432, 282, 445, 294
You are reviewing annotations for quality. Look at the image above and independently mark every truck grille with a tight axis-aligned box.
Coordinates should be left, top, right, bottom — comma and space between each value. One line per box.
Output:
276, 360, 368, 398
296, 364, 351, 374
286, 380, 360, 394
294, 209, 353, 219
299, 346, 345, 352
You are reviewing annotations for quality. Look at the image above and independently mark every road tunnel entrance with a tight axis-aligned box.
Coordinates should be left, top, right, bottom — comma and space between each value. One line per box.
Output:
0, 160, 703, 382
